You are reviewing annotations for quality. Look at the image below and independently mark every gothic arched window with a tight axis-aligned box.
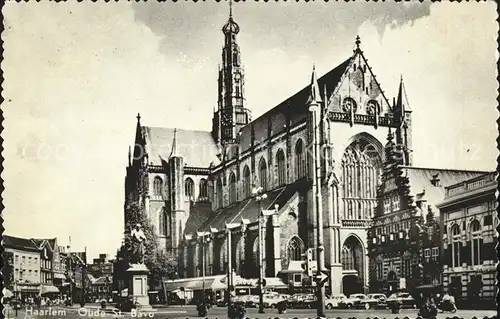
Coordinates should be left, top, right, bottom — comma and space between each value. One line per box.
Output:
159, 208, 166, 236
287, 236, 304, 261
220, 238, 228, 274
252, 238, 259, 270
185, 178, 194, 200
242, 166, 251, 199
276, 149, 286, 186
199, 178, 208, 201
153, 176, 163, 197
471, 220, 481, 266
229, 172, 237, 204
216, 177, 223, 208
259, 158, 268, 190
341, 137, 382, 220
295, 139, 306, 179
451, 224, 461, 268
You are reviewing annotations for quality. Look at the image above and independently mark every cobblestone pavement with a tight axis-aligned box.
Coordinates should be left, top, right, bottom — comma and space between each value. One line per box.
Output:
3, 305, 496, 319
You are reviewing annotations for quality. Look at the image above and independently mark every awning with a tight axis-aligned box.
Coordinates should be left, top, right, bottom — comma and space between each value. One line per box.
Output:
53, 273, 66, 280
164, 275, 223, 292
3, 288, 14, 298
41, 285, 60, 295
278, 261, 304, 274
262, 277, 287, 289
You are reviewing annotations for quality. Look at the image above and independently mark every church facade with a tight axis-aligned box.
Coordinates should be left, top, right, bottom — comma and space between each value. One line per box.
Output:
124, 12, 415, 295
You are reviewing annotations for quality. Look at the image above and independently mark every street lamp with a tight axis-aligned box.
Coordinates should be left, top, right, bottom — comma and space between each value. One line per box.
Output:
225, 223, 240, 318
252, 186, 267, 314
197, 231, 212, 304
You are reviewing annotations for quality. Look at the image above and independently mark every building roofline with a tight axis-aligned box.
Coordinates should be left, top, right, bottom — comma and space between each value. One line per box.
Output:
400, 165, 491, 174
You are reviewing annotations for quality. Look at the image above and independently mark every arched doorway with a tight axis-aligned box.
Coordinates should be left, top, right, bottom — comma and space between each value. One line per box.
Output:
387, 271, 398, 293
342, 275, 362, 297
342, 236, 365, 294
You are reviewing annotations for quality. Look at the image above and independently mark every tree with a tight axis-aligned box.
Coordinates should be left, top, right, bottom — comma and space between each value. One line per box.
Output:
121, 202, 178, 289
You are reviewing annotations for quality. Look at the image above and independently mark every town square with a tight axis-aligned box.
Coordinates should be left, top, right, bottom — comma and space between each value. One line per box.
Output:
1, 1, 498, 319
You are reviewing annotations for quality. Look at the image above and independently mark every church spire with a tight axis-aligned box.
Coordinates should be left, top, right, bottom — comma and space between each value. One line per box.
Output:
169, 128, 181, 158
213, 1, 250, 145
128, 145, 132, 167
307, 65, 322, 104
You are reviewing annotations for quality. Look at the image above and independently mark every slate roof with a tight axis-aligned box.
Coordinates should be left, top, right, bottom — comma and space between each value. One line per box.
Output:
142, 127, 220, 167
3, 235, 40, 252
184, 202, 214, 234
198, 182, 302, 232
238, 57, 352, 152
402, 166, 488, 211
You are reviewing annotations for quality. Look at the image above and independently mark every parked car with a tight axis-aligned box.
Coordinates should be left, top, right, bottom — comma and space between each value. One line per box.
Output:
298, 294, 317, 309
358, 293, 387, 309
286, 293, 311, 308
386, 292, 417, 309
325, 294, 347, 309
244, 295, 259, 308
338, 293, 367, 309
263, 294, 287, 308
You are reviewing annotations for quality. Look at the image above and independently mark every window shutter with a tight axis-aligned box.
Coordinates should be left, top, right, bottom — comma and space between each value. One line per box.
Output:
468, 240, 473, 266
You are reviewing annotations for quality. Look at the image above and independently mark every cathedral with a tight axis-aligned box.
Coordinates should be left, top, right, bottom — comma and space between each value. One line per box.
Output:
124, 9, 437, 296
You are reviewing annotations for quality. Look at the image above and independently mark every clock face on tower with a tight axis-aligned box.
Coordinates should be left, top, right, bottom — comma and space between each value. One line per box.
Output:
221, 111, 232, 126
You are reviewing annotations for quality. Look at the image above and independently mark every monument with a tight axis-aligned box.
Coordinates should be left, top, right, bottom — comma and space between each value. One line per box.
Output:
126, 224, 152, 310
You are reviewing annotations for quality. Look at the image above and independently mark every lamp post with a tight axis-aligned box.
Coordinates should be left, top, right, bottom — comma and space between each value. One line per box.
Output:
252, 186, 267, 314
197, 231, 212, 304
225, 223, 239, 318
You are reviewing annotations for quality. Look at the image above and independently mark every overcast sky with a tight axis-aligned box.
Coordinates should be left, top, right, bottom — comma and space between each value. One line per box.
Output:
3, 1, 497, 259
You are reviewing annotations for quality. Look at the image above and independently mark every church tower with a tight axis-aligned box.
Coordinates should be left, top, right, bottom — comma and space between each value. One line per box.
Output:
212, 2, 251, 145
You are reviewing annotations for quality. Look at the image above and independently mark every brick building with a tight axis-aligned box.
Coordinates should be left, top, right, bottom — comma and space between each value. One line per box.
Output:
437, 171, 497, 309
124, 9, 416, 296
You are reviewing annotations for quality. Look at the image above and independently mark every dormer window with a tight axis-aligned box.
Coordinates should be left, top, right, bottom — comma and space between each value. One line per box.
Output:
430, 173, 441, 187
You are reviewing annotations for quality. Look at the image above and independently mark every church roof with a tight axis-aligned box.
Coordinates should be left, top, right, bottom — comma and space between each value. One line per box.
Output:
238, 57, 352, 152
197, 182, 301, 232
3, 235, 40, 252
184, 202, 214, 234
142, 126, 220, 167
402, 166, 488, 211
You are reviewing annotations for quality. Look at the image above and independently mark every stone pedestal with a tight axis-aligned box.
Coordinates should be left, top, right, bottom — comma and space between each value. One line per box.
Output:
126, 264, 152, 310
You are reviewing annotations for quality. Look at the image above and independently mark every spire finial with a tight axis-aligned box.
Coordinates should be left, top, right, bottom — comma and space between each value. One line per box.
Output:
307, 64, 322, 104
229, 0, 233, 19
136, 113, 141, 123
355, 35, 361, 51
128, 145, 132, 166
170, 128, 180, 158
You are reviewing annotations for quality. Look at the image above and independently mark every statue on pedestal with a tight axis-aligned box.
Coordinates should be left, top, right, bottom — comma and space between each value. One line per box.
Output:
130, 224, 147, 264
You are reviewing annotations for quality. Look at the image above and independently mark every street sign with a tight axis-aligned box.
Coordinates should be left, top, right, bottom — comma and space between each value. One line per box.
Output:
315, 270, 330, 286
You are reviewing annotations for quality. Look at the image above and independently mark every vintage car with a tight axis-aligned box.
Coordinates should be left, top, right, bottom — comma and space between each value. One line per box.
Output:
386, 292, 417, 309
338, 293, 367, 309
357, 293, 387, 309
325, 294, 347, 309
286, 293, 312, 308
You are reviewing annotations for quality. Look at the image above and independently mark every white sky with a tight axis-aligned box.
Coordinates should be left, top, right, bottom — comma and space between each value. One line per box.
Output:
2, 1, 498, 260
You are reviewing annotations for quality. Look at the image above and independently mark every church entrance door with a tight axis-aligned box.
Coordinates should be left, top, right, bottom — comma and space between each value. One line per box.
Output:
342, 275, 362, 296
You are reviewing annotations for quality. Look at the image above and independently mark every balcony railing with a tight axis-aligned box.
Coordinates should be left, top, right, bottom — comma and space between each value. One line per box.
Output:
445, 172, 497, 197
328, 112, 395, 127
342, 219, 371, 228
